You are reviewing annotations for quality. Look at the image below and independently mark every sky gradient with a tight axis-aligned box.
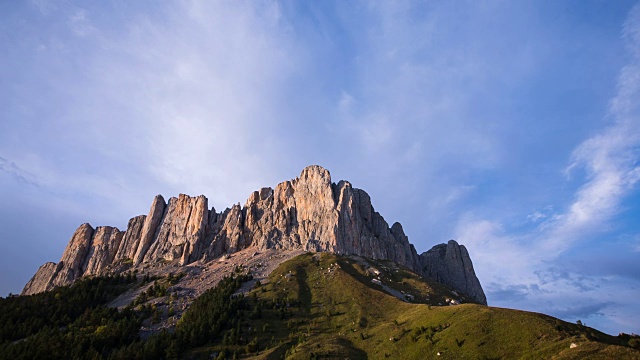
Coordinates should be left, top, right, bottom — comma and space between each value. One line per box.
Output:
1, 0, 639, 335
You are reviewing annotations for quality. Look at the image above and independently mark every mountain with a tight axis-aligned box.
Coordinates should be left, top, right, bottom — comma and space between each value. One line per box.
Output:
9, 165, 639, 359
3, 252, 639, 359
22, 165, 485, 304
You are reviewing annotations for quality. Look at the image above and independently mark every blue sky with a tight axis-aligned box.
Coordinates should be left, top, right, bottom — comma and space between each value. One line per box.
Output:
1, 0, 639, 335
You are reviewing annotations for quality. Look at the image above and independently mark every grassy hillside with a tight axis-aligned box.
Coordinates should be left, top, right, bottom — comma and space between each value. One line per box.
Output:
2, 253, 638, 359
191, 253, 639, 359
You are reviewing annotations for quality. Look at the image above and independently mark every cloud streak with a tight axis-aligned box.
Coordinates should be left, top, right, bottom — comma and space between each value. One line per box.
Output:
0, 156, 43, 189
457, 2, 640, 335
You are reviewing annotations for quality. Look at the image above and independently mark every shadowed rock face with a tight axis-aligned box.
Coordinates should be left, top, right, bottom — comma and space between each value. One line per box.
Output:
419, 240, 487, 305
21, 165, 486, 304
114, 215, 146, 262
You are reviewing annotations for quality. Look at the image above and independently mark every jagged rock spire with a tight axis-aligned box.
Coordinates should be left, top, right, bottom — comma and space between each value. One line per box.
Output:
419, 240, 487, 304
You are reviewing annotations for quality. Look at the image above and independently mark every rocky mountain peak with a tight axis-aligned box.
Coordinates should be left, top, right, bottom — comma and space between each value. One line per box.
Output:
22, 166, 486, 305
299, 164, 332, 183
419, 240, 486, 304
132, 194, 166, 266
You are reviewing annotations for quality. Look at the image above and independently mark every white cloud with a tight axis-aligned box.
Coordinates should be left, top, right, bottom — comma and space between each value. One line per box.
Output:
0, 156, 42, 188
526, 211, 546, 223
540, 10, 640, 256
455, 217, 539, 286
117, 1, 302, 208
29, 0, 56, 15
3, 1, 307, 213
465, 0, 640, 258
442, 185, 477, 206
68, 9, 96, 37
455, 3, 640, 334
338, 91, 355, 114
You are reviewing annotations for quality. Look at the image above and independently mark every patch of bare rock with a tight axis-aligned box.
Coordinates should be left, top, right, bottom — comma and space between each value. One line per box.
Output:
106, 248, 304, 336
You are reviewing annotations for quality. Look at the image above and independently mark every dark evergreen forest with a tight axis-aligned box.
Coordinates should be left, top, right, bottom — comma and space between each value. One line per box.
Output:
0, 272, 251, 360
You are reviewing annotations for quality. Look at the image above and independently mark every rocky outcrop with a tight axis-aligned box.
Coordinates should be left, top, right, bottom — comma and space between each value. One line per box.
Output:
82, 226, 124, 276
22, 165, 486, 304
114, 215, 146, 261
333, 180, 421, 270
143, 194, 209, 265
419, 240, 487, 305
207, 204, 245, 257
231, 166, 419, 270
50, 223, 95, 287
22, 223, 95, 295
240, 167, 337, 252
133, 195, 166, 265
22, 262, 57, 296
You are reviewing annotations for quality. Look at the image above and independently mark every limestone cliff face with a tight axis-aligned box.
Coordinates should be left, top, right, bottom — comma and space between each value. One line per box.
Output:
23, 223, 94, 295
22, 165, 485, 304
82, 226, 124, 276
142, 194, 209, 265
240, 166, 338, 252
419, 240, 487, 305
133, 195, 166, 265
333, 180, 421, 270
51, 223, 95, 287
114, 215, 145, 261
21, 262, 57, 296
212, 166, 419, 271
206, 204, 245, 258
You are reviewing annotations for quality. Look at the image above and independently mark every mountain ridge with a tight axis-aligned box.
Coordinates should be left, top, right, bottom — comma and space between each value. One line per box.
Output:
22, 165, 486, 304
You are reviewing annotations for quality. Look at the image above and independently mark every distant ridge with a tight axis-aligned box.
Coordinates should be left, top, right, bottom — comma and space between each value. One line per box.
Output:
22, 165, 486, 304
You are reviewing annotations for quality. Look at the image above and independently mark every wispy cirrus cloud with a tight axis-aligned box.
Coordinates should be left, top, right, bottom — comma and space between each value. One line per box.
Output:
541, 5, 640, 256
0, 156, 42, 189
457, 3, 640, 335
1, 1, 308, 213
98, 1, 300, 207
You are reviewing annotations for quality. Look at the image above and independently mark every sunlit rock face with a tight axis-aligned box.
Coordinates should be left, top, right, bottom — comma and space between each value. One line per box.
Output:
142, 194, 209, 265
21, 262, 57, 296
82, 226, 124, 276
23, 223, 94, 295
133, 195, 166, 266
21, 165, 486, 305
114, 215, 146, 262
